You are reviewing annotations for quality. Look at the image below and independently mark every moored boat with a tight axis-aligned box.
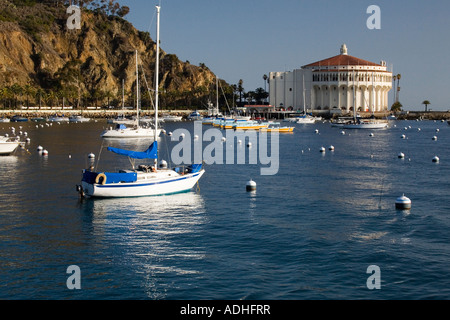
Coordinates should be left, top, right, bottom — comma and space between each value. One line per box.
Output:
0, 136, 21, 155
260, 123, 294, 132
11, 115, 28, 122
69, 115, 91, 123
232, 120, 269, 130
78, 5, 204, 198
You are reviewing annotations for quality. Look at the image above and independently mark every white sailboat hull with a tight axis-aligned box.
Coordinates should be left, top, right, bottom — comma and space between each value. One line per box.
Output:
296, 117, 316, 124
342, 122, 388, 129
82, 170, 204, 198
101, 127, 161, 138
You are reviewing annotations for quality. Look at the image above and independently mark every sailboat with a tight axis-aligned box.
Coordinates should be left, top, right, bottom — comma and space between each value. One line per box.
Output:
101, 51, 161, 138
286, 75, 318, 124
342, 72, 388, 129
78, 5, 205, 198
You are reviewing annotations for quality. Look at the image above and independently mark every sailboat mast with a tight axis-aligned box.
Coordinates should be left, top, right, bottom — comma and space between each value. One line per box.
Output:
302, 75, 306, 114
122, 79, 124, 109
135, 50, 139, 126
154, 5, 160, 142
353, 70, 356, 121
216, 77, 219, 115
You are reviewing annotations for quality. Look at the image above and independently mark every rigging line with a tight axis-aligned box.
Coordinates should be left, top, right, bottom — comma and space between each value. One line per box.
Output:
146, 7, 157, 34
218, 81, 231, 114
94, 139, 106, 172
139, 62, 155, 110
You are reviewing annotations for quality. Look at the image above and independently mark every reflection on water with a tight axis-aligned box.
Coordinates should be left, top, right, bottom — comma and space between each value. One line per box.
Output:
79, 192, 206, 299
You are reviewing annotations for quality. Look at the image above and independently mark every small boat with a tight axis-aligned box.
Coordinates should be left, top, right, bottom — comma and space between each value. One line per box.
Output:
342, 71, 388, 130
78, 5, 204, 199
48, 115, 69, 122
187, 110, 203, 121
232, 120, 269, 130
69, 115, 91, 123
11, 115, 28, 122
162, 114, 183, 122
0, 136, 21, 155
101, 123, 161, 139
101, 51, 161, 139
342, 118, 388, 129
295, 114, 317, 124
0, 117, 10, 123
31, 117, 46, 122
260, 123, 294, 133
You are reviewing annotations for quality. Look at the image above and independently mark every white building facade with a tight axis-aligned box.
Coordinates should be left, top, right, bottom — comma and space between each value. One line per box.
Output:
269, 45, 393, 113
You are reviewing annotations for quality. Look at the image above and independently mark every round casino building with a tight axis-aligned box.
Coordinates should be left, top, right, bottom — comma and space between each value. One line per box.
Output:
269, 44, 393, 115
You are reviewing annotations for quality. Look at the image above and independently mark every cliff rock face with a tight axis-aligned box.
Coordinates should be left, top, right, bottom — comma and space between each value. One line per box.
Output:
0, 0, 218, 108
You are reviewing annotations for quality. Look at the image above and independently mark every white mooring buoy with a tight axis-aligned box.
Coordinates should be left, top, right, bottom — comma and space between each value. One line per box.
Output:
432, 136, 437, 141
398, 152, 405, 159
320, 147, 326, 153
88, 153, 95, 159
328, 145, 335, 151
432, 156, 439, 163
246, 179, 256, 192
42, 149, 48, 156
395, 194, 411, 210
37, 145, 43, 151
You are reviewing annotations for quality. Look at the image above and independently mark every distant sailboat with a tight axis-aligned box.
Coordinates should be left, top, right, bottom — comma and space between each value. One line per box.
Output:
342, 71, 388, 129
78, 5, 204, 198
101, 51, 161, 138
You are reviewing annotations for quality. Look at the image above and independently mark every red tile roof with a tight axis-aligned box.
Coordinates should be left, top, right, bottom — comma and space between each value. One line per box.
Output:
303, 54, 381, 68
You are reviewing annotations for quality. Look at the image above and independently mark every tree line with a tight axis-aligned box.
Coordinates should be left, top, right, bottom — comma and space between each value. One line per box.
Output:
0, 80, 269, 111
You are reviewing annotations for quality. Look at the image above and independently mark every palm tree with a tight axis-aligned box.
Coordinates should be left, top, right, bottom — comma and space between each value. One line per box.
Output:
237, 79, 244, 107
422, 100, 430, 112
396, 74, 401, 102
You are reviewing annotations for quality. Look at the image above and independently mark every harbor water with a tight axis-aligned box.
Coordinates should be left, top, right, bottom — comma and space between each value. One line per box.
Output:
0, 119, 449, 300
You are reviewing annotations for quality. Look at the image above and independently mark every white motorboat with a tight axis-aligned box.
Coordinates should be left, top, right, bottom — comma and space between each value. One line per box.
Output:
78, 5, 204, 198
69, 115, 91, 123
0, 117, 10, 123
162, 115, 183, 122
48, 115, 69, 122
0, 136, 21, 155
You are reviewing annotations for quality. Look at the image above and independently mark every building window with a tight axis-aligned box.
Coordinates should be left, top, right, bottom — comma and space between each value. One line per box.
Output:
289, 88, 292, 91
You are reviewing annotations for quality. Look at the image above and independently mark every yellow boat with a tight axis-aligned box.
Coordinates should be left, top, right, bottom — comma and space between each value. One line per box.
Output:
233, 121, 269, 130
260, 123, 294, 133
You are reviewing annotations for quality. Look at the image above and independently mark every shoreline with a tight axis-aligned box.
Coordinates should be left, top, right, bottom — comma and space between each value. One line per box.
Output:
0, 109, 449, 121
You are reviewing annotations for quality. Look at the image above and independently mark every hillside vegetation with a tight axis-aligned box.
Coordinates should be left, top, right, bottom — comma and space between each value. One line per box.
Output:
0, 0, 227, 110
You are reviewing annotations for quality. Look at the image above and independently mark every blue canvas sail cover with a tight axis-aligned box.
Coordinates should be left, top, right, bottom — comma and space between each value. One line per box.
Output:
107, 141, 158, 159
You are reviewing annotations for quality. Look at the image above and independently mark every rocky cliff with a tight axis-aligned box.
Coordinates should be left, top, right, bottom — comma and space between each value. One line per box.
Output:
0, 0, 220, 109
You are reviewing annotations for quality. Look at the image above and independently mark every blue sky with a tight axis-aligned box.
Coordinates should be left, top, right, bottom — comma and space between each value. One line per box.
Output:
119, 0, 450, 111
